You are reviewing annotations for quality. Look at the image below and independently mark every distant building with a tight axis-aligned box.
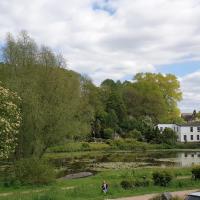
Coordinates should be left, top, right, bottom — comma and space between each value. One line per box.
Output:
157, 122, 200, 142
181, 110, 198, 122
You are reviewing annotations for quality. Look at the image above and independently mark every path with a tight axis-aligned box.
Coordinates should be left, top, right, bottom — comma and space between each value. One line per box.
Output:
108, 189, 199, 200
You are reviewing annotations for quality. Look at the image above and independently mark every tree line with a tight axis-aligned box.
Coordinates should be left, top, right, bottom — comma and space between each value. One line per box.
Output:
0, 31, 183, 159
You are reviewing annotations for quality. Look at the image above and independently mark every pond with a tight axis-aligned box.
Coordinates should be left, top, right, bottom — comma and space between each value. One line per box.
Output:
50, 150, 200, 175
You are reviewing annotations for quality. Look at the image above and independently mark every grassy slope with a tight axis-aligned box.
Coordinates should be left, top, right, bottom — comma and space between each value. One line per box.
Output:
1, 167, 200, 200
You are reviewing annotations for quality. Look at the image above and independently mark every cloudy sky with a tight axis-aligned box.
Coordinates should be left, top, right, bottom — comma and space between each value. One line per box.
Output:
0, 0, 200, 112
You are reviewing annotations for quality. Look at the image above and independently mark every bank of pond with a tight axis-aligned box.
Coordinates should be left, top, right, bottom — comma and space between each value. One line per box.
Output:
1, 167, 200, 200
1, 148, 200, 199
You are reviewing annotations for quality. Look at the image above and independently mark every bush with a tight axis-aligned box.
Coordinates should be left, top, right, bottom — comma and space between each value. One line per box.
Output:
152, 171, 173, 187
81, 142, 90, 150
121, 178, 150, 189
126, 129, 142, 141
14, 157, 55, 185
111, 139, 147, 151
120, 180, 133, 189
192, 166, 200, 180
103, 128, 114, 139
133, 178, 150, 187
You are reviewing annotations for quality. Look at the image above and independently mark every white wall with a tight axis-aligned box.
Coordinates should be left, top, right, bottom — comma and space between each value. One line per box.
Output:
157, 124, 200, 142
157, 124, 178, 132
178, 152, 200, 166
180, 126, 200, 142
157, 124, 180, 142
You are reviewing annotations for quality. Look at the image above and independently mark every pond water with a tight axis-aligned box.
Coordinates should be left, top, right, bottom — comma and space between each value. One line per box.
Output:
50, 150, 200, 174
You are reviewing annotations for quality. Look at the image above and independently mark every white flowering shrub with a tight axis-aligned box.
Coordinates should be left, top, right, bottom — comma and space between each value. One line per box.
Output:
0, 83, 21, 158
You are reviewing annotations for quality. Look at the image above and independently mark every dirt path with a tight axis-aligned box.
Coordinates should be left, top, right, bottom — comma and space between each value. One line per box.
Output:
108, 189, 199, 200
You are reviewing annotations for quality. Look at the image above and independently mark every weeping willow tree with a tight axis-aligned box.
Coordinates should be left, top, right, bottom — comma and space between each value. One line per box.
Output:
0, 31, 94, 159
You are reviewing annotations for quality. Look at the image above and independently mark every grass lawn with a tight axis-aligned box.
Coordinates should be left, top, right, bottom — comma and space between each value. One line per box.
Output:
0, 167, 200, 200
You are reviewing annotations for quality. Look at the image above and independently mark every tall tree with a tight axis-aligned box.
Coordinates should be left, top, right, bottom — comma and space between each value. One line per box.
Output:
1, 32, 92, 158
0, 83, 21, 158
133, 73, 182, 122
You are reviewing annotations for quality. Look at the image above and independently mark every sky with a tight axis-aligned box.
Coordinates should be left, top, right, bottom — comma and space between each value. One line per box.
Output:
0, 0, 200, 112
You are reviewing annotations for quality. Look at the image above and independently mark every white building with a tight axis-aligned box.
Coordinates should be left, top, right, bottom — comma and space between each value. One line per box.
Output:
157, 122, 200, 142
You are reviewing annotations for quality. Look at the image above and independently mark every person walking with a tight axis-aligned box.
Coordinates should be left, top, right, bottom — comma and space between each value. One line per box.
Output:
102, 180, 109, 194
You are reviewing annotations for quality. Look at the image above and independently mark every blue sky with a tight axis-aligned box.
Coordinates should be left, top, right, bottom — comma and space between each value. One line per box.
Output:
92, 0, 116, 15
158, 61, 200, 77
1, 0, 200, 112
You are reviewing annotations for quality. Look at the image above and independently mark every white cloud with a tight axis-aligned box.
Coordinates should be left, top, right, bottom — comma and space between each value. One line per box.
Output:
0, 0, 200, 109
179, 71, 200, 112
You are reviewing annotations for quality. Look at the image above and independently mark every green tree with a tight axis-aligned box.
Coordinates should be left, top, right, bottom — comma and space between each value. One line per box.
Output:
134, 73, 182, 122
1, 32, 92, 158
161, 128, 178, 145
144, 126, 162, 144
0, 83, 21, 158
122, 80, 167, 122
126, 129, 142, 141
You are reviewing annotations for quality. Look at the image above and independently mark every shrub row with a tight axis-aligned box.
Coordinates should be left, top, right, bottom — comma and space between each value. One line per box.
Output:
48, 142, 109, 153
121, 166, 200, 190
4, 158, 55, 186
121, 178, 150, 189
121, 170, 173, 189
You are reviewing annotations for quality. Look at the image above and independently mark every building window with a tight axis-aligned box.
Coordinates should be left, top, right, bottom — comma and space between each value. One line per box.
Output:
177, 127, 178, 132
198, 127, 200, 132
191, 135, 193, 140
197, 135, 200, 140
184, 135, 187, 141
160, 127, 163, 131
190, 127, 193, 132
184, 153, 187, 157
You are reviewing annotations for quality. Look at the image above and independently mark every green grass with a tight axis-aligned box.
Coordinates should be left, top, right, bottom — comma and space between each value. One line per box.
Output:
47, 140, 200, 155
47, 142, 110, 153
0, 167, 200, 200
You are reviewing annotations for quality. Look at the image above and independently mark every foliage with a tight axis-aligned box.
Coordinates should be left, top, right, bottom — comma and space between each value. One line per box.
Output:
125, 129, 142, 141
0, 31, 93, 158
110, 139, 148, 151
103, 128, 114, 139
134, 73, 182, 122
192, 166, 200, 180
0, 167, 198, 200
13, 157, 55, 185
152, 170, 173, 187
120, 180, 133, 189
144, 127, 162, 144
0, 31, 183, 159
0, 83, 21, 158
161, 128, 178, 145
120, 178, 150, 190
47, 141, 109, 153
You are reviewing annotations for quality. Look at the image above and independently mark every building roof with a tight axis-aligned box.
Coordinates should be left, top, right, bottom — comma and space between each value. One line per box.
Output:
157, 121, 200, 127
180, 121, 200, 127
181, 112, 197, 122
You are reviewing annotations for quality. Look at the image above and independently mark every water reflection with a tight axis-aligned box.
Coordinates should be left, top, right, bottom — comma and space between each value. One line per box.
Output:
50, 151, 200, 174
177, 152, 200, 167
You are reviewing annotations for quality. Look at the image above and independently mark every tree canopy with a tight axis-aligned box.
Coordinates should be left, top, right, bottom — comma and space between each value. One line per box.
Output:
0, 83, 21, 158
0, 31, 184, 159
